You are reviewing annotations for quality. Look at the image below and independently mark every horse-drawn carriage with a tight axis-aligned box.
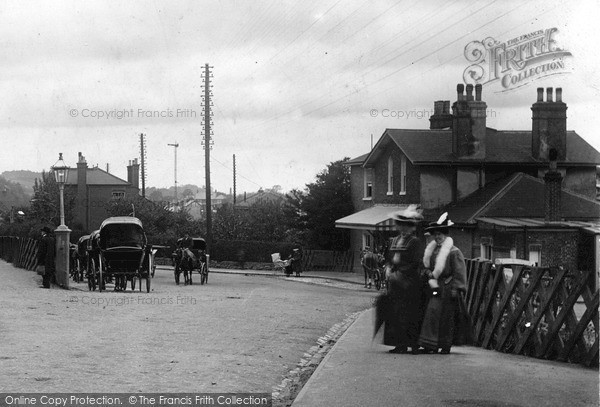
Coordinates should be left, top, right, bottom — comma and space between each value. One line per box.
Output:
86, 217, 153, 292
69, 234, 90, 283
172, 237, 209, 285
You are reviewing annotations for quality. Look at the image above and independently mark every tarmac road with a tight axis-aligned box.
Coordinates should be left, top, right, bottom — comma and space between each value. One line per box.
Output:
0, 261, 375, 396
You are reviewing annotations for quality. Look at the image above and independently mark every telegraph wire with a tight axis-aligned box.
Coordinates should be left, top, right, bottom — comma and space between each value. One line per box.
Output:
237, 0, 526, 133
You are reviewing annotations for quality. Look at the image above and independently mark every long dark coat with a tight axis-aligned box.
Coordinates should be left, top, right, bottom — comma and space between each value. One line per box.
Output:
380, 233, 424, 349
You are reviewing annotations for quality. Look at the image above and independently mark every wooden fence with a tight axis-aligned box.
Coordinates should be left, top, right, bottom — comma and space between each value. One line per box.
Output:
464, 259, 598, 367
301, 249, 354, 272
0, 236, 40, 271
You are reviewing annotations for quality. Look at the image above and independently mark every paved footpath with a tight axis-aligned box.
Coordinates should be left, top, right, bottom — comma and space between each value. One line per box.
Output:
212, 268, 599, 406
292, 308, 599, 407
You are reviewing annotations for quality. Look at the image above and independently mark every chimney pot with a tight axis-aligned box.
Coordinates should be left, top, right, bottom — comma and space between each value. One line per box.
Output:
537, 88, 544, 102
546, 87, 553, 102
466, 84, 474, 101
457, 84, 464, 101
556, 87, 562, 102
475, 84, 482, 101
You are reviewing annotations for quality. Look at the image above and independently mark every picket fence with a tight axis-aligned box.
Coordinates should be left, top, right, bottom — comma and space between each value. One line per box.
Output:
0, 236, 40, 271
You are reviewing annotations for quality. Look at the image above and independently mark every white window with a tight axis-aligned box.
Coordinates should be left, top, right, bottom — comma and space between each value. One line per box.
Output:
400, 155, 407, 195
529, 244, 541, 266
363, 168, 373, 199
480, 237, 493, 260
362, 233, 372, 250
387, 157, 393, 195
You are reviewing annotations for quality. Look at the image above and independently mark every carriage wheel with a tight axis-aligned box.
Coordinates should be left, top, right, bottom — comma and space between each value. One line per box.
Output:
88, 259, 96, 291
146, 275, 151, 293
200, 263, 207, 285
375, 271, 382, 291
98, 257, 104, 292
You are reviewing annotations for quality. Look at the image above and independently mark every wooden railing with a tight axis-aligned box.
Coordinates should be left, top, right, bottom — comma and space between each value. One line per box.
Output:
0, 236, 40, 271
465, 259, 599, 367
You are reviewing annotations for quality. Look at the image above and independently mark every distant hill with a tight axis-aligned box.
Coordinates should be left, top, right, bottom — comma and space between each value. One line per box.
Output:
1, 170, 41, 196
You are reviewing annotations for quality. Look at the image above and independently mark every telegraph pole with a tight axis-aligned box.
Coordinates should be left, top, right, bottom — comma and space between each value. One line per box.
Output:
201, 63, 214, 252
139, 133, 147, 197
168, 142, 179, 203
233, 154, 237, 204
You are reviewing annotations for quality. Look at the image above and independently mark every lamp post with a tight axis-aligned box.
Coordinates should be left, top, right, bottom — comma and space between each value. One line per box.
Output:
51, 153, 71, 289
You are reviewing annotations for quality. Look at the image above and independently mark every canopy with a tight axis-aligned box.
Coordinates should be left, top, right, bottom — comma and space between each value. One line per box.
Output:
335, 205, 410, 231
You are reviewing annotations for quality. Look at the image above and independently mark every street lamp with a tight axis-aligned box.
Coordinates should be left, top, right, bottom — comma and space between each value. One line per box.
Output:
51, 153, 70, 288
52, 153, 69, 229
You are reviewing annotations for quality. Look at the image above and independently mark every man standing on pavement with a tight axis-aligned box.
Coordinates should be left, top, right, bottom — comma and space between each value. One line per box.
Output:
37, 226, 56, 288
361, 246, 378, 288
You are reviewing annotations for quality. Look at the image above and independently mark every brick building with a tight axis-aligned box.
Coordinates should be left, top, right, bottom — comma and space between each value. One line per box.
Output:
65, 152, 141, 232
337, 85, 600, 274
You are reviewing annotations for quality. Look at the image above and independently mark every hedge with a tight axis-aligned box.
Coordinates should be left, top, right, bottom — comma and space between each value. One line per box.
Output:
210, 239, 300, 263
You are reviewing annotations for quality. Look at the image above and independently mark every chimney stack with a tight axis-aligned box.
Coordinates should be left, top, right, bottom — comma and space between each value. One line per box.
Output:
429, 100, 453, 129
452, 83, 486, 158
544, 148, 562, 222
531, 87, 567, 161
76, 152, 88, 231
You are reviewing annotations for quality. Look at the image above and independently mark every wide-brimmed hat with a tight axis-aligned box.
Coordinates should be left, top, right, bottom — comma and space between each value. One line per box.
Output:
40, 226, 52, 234
391, 204, 423, 225
425, 212, 454, 234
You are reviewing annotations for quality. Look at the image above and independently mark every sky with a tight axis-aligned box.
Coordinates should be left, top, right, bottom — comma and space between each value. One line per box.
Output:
0, 0, 598, 194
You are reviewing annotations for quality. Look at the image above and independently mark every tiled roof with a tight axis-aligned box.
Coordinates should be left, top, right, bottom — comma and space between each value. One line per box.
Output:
346, 153, 369, 166
235, 190, 285, 207
66, 167, 130, 186
445, 172, 600, 224
364, 129, 600, 165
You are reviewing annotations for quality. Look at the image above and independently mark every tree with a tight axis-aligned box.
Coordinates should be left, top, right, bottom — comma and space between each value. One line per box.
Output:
286, 158, 354, 250
29, 171, 77, 227
104, 196, 203, 246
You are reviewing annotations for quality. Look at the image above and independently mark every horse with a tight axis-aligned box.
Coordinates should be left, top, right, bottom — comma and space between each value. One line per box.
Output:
172, 248, 194, 285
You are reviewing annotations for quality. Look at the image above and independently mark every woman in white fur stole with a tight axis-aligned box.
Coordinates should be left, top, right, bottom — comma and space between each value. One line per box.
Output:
382, 205, 425, 354
417, 213, 468, 354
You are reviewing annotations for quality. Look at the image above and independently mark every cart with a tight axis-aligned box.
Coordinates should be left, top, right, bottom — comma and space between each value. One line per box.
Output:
94, 217, 153, 292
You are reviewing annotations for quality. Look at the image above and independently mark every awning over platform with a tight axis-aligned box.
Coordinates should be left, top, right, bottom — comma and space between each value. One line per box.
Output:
335, 205, 409, 231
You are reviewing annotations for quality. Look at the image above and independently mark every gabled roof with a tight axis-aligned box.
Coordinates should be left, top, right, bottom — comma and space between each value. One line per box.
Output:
445, 172, 600, 224
66, 167, 130, 186
363, 128, 600, 166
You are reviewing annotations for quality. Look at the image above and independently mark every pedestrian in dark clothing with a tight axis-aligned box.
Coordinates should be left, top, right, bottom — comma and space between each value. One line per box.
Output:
37, 226, 56, 288
418, 213, 469, 354
382, 205, 424, 354
291, 248, 303, 276
361, 247, 378, 288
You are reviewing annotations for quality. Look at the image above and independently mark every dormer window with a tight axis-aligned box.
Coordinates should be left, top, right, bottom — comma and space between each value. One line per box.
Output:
387, 157, 393, 195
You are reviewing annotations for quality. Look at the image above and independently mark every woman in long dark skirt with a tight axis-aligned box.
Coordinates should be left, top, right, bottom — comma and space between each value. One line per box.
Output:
383, 205, 424, 354
418, 213, 468, 354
